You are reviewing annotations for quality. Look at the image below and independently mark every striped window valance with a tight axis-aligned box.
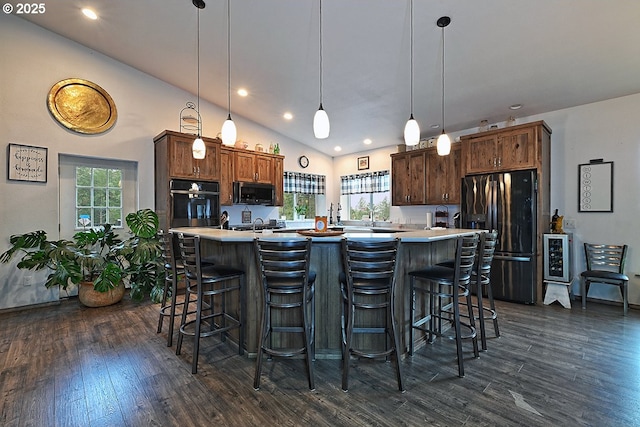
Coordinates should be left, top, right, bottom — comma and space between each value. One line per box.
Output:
340, 170, 390, 195
284, 171, 326, 194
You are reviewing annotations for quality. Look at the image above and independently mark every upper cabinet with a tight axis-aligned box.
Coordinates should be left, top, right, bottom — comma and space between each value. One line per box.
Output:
461, 121, 551, 175
220, 147, 234, 205
391, 150, 426, 205
154, 130, 221, 181
426, 145, 461, 205
234, 150, 274, 184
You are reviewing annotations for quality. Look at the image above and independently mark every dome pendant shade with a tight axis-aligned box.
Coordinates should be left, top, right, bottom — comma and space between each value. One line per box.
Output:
221, 114, 237, 146
437, 131, 451, 156
313, 104, 330, 139
404, 115, 420, 146
192, 136, 206, 159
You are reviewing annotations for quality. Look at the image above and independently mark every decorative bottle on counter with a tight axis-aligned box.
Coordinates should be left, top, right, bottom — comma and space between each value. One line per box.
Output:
551, 209, 559, 233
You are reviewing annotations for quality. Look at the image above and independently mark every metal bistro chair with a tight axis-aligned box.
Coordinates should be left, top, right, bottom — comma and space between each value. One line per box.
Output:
253, 238, 316, 391
175, 234, 245, 374
581, 243, 629, 315
340, 238, 404, 392
409, 234, 479, 377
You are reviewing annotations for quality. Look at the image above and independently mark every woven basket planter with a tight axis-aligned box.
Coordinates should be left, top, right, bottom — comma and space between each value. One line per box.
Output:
78, 281, 125, 307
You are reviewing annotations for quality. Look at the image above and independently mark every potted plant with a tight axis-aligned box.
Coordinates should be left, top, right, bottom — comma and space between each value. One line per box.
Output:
0, 208, 164, 307
294, 203, 308, 220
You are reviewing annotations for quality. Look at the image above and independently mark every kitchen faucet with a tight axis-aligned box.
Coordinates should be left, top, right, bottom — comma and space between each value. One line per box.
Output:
253, 217, 264, 231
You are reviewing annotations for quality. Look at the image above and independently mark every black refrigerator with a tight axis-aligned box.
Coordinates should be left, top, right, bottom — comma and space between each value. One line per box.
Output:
461, 169, 537, 304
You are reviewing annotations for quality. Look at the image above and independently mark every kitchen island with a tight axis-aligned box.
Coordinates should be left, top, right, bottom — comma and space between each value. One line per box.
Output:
170, 227, 478, 357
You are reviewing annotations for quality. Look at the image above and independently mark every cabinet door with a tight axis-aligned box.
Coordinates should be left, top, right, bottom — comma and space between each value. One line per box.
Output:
168, 136, 199, 179
220, 149, 233, 205
408, 151, 426, 204
464, 135, 497, 174
426, 146, 460, 204
255, 155, 273, 184
234, 151, 256, 182
497, 127, 536, 171
273, 157, 284, 206
197, 141, 221, 181
391, 155, 409, 205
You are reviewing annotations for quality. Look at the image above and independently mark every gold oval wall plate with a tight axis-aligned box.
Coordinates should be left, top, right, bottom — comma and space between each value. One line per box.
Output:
47, 78, 117, 134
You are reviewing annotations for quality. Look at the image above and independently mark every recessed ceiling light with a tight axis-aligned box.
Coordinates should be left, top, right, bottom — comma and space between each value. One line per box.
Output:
430, 124, 440, 129
334, 146, 342, 152
283, 112, 293, 120
509, 104, 523, 110
363, 138, 372, 145
237, 88, 248, 97
82, 8, 98, 20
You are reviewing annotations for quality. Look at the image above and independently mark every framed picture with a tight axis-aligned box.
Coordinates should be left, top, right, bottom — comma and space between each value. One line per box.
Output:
7, 143, 48, 183
357, 156, 369, 171
578, 161, 613, 212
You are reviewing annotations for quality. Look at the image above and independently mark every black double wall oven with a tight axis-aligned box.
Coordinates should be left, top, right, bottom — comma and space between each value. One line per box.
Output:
170, 179, 220, 228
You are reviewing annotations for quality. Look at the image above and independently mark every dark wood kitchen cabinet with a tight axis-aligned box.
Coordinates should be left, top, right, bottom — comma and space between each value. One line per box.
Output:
425, 145, 461, 204
391, 150, 426, 205
234, 150, 274, 184
461, 121, 551, 175
154, 130, 221, 181
273, 156, 284, 206
220, 147, 234, 205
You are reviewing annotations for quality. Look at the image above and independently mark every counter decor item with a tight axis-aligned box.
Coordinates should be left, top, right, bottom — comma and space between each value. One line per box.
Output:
47, 78, 117, 134
0, 209, 164, 306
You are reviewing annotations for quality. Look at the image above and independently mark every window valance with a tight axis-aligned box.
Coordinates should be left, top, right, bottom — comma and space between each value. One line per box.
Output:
340, 170, 390, 195
284, 171, 326, 194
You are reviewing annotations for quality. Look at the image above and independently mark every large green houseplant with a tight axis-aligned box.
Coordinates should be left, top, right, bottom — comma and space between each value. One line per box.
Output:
0, 208, 164, 304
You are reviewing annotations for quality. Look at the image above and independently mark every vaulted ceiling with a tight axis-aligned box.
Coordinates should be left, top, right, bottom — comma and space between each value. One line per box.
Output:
19, 0, 640, 154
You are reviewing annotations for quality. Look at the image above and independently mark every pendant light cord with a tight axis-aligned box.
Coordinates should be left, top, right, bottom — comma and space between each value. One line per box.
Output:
227, 0, 231, 117
441, 22, 445, 130
197, 9, 201, 136
409, 0, 414, 116
319, 0, 323, 106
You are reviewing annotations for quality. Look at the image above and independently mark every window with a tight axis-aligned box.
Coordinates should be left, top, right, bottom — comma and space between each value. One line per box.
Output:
340, 170, 390, 221
75, 166, 123, 228
280, 172, 326, 220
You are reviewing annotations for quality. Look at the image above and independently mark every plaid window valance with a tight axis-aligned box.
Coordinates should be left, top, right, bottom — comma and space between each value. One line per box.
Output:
284, 171, 326, 194
340, 170, 390, 195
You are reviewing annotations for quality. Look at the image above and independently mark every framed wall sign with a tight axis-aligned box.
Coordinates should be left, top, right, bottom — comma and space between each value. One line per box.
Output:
357, 156, 369, 171
7, 143, 48, 183
578, 161, 613, 212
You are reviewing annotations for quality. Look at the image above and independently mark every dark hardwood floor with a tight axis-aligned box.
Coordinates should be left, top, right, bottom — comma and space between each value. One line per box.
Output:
1, 294, 638, 427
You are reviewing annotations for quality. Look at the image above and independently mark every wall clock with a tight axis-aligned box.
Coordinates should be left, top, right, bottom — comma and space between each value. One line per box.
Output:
298, 155, 309, 168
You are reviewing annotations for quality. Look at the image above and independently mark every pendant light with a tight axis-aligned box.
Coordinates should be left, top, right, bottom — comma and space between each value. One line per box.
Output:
192, 1, 206, 159
221, 0, 237, 146
313, 0, 330, 139
404, 0, 419, 146
436, 16, 451, 156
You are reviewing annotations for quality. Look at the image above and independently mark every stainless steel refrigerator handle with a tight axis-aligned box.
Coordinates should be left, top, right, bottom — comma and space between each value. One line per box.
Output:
494, 255, 532, 262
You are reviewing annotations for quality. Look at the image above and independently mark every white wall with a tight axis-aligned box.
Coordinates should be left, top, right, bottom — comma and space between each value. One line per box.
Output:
1, 14, 638, 310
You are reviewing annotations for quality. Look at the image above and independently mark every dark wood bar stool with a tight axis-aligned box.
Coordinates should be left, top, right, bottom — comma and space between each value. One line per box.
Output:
175, 233, 245, 374
340, 238, 404, 392
157, 231, 184, 347
408, 234, 479, 377
253, 238, 316, 391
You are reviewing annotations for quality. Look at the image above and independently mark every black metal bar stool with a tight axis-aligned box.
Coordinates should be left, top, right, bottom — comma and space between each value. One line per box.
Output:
157, 231, 184, 347
253, 238, 316, 391
340, 238, 404, 392
175, 233, 245, 374
471, 231, 499, 350
408, 234, 479, 377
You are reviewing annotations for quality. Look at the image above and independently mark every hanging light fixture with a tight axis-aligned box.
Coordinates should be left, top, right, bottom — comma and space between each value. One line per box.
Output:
191, 1, 206, 159
404, 0, 419, 146
436, 16, 451, 156
313, 0, 330, 139
221, 0, 237, 146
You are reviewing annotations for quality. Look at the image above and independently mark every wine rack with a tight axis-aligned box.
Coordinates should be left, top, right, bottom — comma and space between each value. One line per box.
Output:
543, 233, 572, 282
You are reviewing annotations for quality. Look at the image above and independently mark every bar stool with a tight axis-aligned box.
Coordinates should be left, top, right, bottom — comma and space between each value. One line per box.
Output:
175, 233, 245, 374
253, 238, 316, 391
471, 231, 499, 350
340, 238, 404, 392
408, 234, 479, 377
156, 231, 184, 347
